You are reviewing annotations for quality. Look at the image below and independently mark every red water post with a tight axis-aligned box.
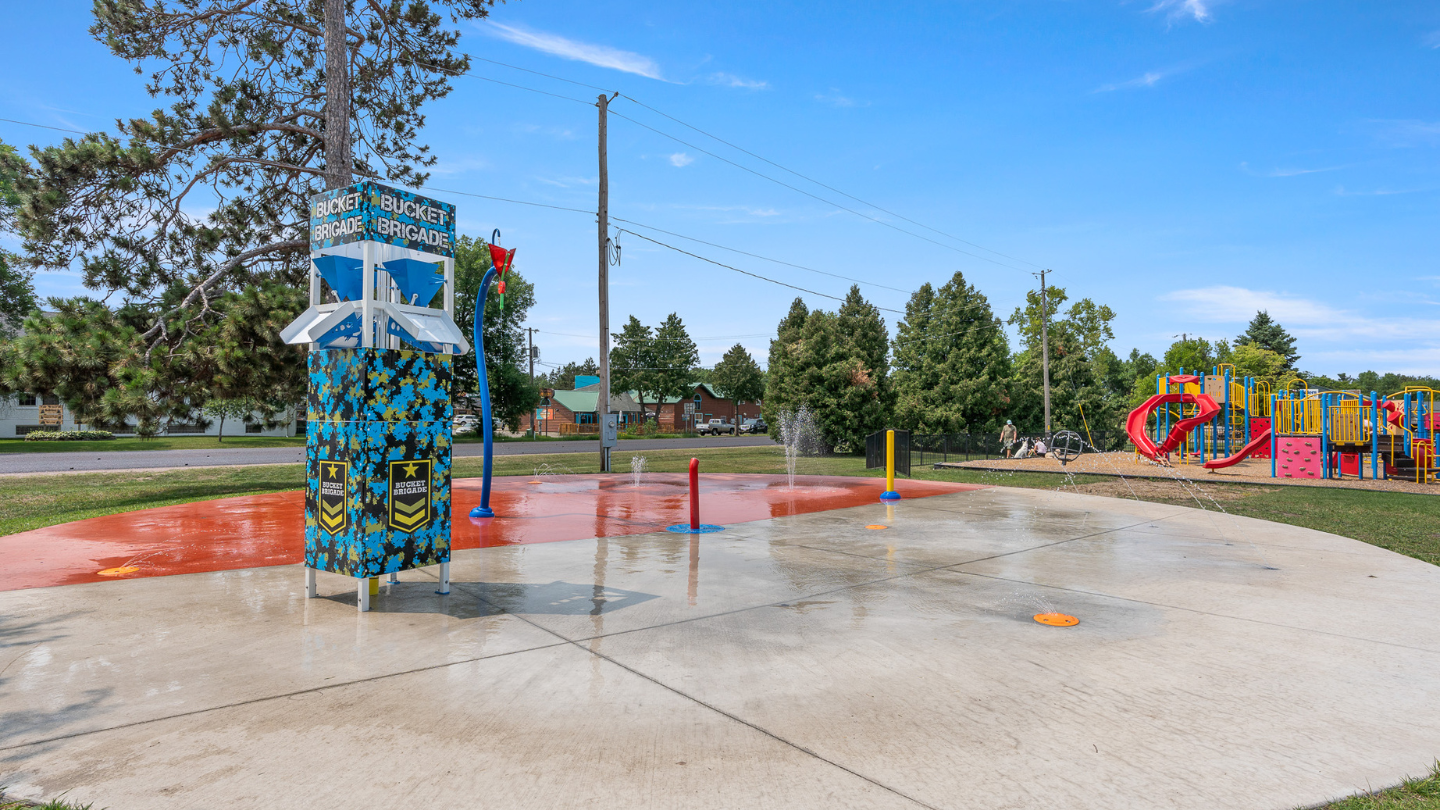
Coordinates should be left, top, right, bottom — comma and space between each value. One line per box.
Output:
689, 457, 699, 531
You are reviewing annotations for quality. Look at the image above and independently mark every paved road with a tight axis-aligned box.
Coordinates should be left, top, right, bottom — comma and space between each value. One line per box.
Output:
0, 435, 779, 475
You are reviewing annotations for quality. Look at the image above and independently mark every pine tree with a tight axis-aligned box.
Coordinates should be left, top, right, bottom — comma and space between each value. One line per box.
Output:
547, 359, 599, 390
1236, 311, 1299, 370
0, 140, 34, 334
711, 344, 765, 425
650, 313, 699, 404
892, 271, 1010, 434
610, 316, 656, 415
764, 289, 890, 451
764, 298, 810, 426
4, 0, 496, 423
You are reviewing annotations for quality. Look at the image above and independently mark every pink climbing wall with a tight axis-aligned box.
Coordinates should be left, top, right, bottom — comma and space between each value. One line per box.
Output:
1275, 435, 1322, 479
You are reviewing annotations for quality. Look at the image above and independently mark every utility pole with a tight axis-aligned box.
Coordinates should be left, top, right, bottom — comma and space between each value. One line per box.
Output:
1038, 269, 1052, 437
597, 92, 616, 473
323, 0, 351, 191
527, 327, 536, 441
527, 327, 536, 383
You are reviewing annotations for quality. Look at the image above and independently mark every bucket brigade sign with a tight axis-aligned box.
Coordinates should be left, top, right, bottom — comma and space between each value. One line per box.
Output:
310, 180, 457, 257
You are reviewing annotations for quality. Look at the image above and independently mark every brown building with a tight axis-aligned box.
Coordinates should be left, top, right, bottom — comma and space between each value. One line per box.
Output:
520, 381, 760, 435
646, 383, 762, 432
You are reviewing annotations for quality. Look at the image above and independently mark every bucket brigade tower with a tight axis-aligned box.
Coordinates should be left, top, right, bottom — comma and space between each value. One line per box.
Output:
281, 181, 469, 611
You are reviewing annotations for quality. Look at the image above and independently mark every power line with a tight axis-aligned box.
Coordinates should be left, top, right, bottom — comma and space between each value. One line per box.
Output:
607, 109, 1031, 273
468, 55, 613, 94
616, 95, 1044, 270
616, 228, 905, 314
0, 117, 88, 135
611, 217, 912, 295
534, 328, 773, 341
419, 186, 592, 215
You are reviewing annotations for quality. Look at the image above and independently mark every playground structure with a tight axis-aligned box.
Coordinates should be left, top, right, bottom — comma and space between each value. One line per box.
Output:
1126, 368, 1436, 483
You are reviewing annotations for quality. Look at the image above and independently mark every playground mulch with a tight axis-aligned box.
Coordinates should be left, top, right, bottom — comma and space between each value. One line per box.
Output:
940, 452, 1438, 496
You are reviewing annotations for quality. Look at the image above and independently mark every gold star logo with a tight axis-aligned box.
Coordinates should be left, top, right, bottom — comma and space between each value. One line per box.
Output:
402, 462, 420, 478
325, 462, 343, 479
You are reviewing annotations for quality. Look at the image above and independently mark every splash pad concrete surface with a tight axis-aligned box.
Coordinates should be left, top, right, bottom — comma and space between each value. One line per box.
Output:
3, 477, 1440, 809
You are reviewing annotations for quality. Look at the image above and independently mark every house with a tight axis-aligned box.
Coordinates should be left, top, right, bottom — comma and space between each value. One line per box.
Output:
521, 379, 642, 435
0, 392, 300, 438
645, 383, 762, 431
519, 378, 763, 436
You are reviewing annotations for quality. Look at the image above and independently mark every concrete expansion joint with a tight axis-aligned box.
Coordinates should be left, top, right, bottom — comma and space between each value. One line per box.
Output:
444, 578, 944, 810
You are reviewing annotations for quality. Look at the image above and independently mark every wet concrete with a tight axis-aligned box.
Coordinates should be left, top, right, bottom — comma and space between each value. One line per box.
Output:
3, 487, 1440, 809
0, 474, 976, 591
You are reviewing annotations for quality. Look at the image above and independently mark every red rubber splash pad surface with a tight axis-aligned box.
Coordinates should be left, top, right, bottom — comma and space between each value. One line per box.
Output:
0, 474, 982, 592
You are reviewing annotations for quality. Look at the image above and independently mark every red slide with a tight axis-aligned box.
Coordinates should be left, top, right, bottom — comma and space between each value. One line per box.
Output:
1202, 430, 1272, 469
1126, 390, 1221, 461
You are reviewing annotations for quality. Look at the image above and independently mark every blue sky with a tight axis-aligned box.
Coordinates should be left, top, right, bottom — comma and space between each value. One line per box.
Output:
4, 0, 1438, 376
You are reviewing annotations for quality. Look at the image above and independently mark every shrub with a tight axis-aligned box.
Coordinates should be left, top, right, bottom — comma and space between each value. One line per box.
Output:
22, 430, 116, 442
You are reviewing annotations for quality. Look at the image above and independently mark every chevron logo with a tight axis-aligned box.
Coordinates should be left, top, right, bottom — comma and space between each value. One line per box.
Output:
317, 460, 349, 534
388, 458, 432, 532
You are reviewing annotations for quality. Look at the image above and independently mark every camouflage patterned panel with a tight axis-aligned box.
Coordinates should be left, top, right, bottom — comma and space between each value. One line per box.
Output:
305, 347, 453, 577
309, 180, 456, 257
308, 348, 452, 424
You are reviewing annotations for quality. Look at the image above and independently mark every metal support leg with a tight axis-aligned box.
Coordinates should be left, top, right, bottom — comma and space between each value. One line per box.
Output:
387, 571, 398, 584
305, 567, 317, 598
437, 562, 450, 595
358, 579, 370, 612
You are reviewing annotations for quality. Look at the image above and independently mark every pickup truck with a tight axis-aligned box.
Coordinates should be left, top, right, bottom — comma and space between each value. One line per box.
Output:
695, 418, 737, 436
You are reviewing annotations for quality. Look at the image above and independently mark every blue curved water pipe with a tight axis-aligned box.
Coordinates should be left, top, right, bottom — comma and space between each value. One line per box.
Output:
468, 264, 499, 519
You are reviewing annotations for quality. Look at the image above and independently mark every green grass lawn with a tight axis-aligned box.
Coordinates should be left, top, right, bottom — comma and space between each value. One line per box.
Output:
0, 435, 305, 454
1, 446, 1437, 808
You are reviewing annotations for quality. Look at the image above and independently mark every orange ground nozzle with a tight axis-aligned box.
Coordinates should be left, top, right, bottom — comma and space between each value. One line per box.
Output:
1034, 612, 1079, 627
865, 524, 889, 530
97, 566, 140, 577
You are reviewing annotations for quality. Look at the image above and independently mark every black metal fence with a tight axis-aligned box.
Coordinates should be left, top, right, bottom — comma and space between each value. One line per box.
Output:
869, 430, 1119, 475
864, 430, 910, 476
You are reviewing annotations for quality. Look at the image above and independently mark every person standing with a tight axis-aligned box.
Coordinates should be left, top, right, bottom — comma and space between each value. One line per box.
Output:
1000, 420, 1018, 458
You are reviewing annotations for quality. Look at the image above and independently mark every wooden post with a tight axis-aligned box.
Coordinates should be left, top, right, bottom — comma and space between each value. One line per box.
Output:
1039, 269, 1052, 437
597, 93, 613, 473
323, 0, 351, 191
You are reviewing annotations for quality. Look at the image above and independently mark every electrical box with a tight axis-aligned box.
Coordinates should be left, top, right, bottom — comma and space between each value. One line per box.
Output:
601, 414, 618, 448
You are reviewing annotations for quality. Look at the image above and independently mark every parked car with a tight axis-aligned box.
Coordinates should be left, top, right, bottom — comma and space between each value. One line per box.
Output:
741, 417, 767, 434
696, 418, 737, 436
453, 414, 478, 435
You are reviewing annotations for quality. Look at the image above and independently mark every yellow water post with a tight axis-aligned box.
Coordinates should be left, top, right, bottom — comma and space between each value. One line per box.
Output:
881, 429, 901, 501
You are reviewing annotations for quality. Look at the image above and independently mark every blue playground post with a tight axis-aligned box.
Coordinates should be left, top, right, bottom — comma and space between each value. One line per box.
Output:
469, 264, 499, 519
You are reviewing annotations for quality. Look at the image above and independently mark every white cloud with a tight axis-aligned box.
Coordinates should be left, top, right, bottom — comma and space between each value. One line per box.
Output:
1162, 286, 1341, 325
1332, 185, 1434, 197
1240, 161, 1346, 178
1368, 119, 1440, 148
483, 22, 664, 80
677, 204, 780, 218
1160, 286, 1440, 367
815, 89, 867, 108
1095, 71, 1165, 93
1424, 30, 1440, 49
513, 123, 577, 141
668, 152, 694, 168
1149, 0, 1212, 22
427, 156, 489, 177
707, 72, 768, 90
535, 175, 597, 188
